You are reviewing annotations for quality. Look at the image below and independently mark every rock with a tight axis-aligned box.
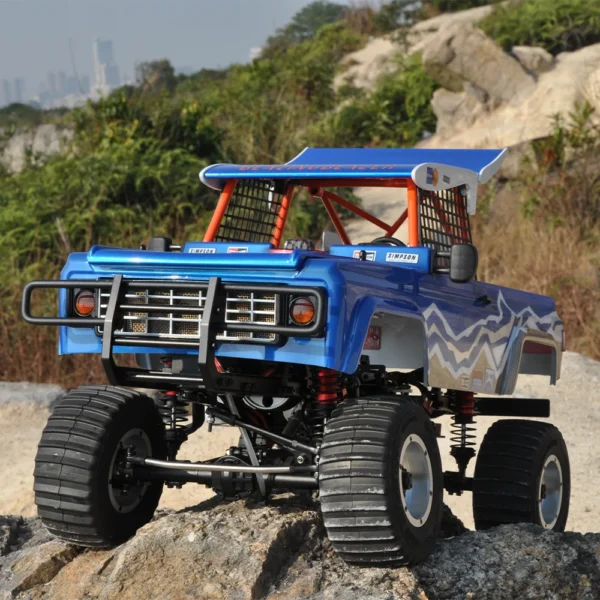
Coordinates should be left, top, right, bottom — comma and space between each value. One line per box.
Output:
414, 525, 600, 600
1, 498, 598, 599
0, 382, 65, 408
408, 4, 497, 55
430, 88, 487, 138
512, 46, 555, 75
421, 38, 600, 149
334, 3, 496, 93
335, 37, 399, 91
1, 124, 72, 174
0, 516, 22, 556
422, 22, 535, 106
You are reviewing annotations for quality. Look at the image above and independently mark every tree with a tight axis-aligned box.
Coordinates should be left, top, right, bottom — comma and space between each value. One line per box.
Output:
137, 60, 177, 93
262, 1, 347, 57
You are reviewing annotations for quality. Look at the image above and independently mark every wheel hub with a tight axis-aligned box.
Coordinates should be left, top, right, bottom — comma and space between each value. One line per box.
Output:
538, 454, 563, 529
399, 434, 433, 528
109, 429, 152, 513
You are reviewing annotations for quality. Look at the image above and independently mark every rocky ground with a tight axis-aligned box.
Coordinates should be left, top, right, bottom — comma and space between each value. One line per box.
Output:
0, 498, 598, 600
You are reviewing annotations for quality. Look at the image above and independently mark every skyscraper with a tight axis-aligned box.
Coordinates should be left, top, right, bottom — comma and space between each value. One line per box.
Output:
14, 78, 24, 103
93, 39, 120, 93
46, 72, 57, 96
2, 79, 12, 106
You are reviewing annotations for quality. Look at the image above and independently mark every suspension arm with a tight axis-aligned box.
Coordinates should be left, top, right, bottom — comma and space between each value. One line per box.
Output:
206, 407, 319, 456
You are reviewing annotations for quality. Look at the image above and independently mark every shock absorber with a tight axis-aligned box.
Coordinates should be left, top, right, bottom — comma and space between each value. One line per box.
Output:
307, 368, 343, 445
450, 392, 477, 485
157, 390, 191, 460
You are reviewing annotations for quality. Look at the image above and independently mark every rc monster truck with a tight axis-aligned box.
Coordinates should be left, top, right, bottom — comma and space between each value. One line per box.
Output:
23, 148, 570, 566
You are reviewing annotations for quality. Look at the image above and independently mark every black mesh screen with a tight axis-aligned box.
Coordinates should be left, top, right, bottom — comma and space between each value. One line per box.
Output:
215, 179, 283, 244
418, 186, 472, 253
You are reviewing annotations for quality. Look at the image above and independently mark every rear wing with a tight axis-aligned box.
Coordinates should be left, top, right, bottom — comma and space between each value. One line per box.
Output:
198, 147, 507, 253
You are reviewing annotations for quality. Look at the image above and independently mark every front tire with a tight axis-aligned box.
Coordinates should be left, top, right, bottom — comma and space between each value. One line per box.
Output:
319, 397, 443, 566
473, 419, 570, 531
34, 385, 166, 547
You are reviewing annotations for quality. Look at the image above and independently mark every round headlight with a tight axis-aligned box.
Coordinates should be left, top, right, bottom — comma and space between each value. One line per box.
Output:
290, 297, 315, 326
74, 290, 96, 317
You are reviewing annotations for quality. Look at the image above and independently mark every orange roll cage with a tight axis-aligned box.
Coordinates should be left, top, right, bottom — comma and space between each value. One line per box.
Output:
204, 178, 419, 247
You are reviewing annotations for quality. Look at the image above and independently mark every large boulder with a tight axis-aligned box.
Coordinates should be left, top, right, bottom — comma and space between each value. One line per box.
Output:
422, 21, 535, 106
512, 45, 555, 75
422, 41, 600, 149
0, 499, 598, 600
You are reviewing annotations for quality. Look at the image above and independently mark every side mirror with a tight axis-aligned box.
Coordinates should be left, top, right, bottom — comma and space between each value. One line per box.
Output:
449, 244, 478, 283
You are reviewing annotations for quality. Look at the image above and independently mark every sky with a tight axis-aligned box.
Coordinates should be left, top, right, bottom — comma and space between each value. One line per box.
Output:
0, 0, 353, 97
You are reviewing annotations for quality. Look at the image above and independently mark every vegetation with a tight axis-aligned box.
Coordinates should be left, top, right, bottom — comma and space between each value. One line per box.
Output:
480, 0, 600, 55
0, 103, 68, 128
429, 0, 491, 12
2, 0, 600, 384
474, 103, 600, 359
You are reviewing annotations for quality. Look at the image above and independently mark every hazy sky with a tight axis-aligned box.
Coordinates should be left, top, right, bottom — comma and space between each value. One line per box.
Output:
0, 0, 352, 96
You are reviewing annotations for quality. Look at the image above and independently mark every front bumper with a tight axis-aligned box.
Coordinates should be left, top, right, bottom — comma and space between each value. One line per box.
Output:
22, 276, 326, 392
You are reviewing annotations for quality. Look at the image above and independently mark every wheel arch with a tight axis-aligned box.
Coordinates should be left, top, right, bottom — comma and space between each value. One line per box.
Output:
340, 306, 429, 382
497, 329, 562, 395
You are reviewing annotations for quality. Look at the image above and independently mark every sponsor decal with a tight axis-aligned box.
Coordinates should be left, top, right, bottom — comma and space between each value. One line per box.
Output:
353, 249, 376, 261
386, 252, 419, 264
484, 368, 495, 392
471, 370, 484, 391
442, 174, 451, 185
363, 325, 381, 350
426, 167, 439, 187
188, 247, 216, 254
227, 247, 249, 253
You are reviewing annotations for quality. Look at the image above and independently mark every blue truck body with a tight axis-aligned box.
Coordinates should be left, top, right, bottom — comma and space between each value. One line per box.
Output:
56, 240, 562, 396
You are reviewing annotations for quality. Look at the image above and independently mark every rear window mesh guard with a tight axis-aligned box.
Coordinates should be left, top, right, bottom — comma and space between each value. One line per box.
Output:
418, 186, 472, 261
215, 179, 283, 244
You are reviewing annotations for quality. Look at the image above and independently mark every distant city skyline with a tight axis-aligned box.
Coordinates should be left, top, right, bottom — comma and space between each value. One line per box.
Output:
0, 0, 354, 108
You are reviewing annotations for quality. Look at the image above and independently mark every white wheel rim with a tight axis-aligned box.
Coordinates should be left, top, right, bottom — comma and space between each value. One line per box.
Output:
399, 434, 433, 528
538, 454, 563, 529
108, 429, 152, 514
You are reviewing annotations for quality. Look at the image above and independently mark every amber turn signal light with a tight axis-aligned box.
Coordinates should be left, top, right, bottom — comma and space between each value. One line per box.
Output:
290, 297, 315, 325
74, 290, 95, 317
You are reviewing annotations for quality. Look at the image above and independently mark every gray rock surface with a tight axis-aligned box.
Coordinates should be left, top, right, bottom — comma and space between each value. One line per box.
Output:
0, 499, 598, 600
512, 46, 555, 75
0, 382, 64, 408
422, 22, 535, 106
0, 125, 72, 173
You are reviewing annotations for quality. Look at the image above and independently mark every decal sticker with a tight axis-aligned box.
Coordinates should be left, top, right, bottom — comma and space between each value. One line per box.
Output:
426, 167, 439, 187
363, 326, 381, 350
443, 174, 451, 185
459, 374, 470, 390
227, 247, 249, 253
424, 291, 562, 391
189, 247, 216, 254
386, 252, 419, 264
353, 249, 376, 261
471, 370, 484, 391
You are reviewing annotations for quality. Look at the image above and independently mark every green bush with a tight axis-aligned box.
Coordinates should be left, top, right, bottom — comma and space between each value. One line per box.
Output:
480, 0, 600, 55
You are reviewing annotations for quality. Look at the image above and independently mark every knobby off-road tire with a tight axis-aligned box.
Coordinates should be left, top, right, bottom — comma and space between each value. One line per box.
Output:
319, 397, 443, 566
473, 419, 570, 531
34, 385, 167, 547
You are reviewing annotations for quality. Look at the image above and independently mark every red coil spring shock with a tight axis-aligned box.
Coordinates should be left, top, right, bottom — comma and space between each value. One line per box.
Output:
450, 392, 477, 484
309, 368, 343, 443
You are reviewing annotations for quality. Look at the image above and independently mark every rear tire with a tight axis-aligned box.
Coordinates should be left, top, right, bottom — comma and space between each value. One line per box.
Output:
473, 419, 570, 531
34, 385, 166, 547
319, 397, 443, 566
